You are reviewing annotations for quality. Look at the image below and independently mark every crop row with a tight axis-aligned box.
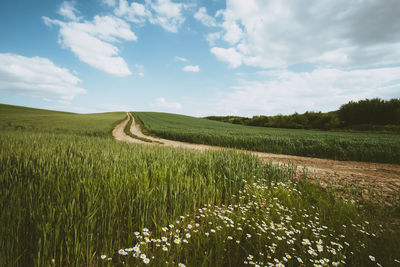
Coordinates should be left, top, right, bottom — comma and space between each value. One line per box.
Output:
134, 112, 400, 164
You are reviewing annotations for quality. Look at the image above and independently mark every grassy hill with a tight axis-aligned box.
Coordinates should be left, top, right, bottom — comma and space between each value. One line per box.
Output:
134, 112, 400, 164
1, 104, 399, 266
0, 104, 125, 137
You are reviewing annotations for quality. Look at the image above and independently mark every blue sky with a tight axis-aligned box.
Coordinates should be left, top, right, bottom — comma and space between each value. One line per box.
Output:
1, 0, 399, 116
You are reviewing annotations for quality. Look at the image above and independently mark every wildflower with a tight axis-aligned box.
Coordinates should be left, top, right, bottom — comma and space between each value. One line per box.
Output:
187, 224, 192, 229
174, 238, 181, 244
161, 237, 167, 242
369, 255, 375, 261
140, 254, 147, 259
143, 258, 150, 264
101, 255, 107, 260
178, 263, 186, 267
162, 227, 168, 232
162, 246, 168, 251
185, 233, 191, 238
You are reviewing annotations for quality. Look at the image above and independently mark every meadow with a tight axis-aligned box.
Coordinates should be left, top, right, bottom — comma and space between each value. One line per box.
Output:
1, 104, 400, 266
133, 112, 400, 164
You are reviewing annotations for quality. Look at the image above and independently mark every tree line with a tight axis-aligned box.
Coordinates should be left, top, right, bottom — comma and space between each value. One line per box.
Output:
206, 98, 400, 132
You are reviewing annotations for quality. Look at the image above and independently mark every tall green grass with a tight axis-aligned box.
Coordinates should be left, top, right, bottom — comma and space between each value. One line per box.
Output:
1, 105, 399, 266
0, 131, 273, 266
134, 112, 400, 164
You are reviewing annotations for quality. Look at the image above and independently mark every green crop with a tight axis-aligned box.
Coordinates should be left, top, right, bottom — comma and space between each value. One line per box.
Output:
1, 104, 399, 266
134, 112, 400, 164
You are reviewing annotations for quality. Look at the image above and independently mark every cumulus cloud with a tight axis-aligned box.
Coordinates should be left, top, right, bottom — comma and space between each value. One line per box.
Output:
216, 67, 400, 115
211, 47, 242, 68
183, 65, 199, 72
153, 97, 181, 109
57, 1, 81, 21
194, 7, 217, 27
43, 15, 137, 77
206, 32, 221, 46
107, 0, 187, 32
114, 0, 151, 24
0, 53, 86, 100
146, 0, 186, 33
202, 0, 400, 68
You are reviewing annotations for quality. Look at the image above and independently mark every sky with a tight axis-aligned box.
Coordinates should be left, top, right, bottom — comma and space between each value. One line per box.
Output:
0, 0, 399, 117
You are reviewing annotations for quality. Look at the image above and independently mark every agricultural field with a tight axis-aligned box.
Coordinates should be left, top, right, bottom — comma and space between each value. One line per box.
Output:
0, 104, 125, 137
1, 104, 400, 266
133, 112, 400, 164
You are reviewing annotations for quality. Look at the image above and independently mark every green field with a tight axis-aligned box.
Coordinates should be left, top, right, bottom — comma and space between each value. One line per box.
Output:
134, 112, 400, 164
0, 104, 125, 137
1, 104, 400, 266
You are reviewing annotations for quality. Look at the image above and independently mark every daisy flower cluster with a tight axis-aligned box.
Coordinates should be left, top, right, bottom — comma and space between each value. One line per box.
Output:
100, 177, 395, 266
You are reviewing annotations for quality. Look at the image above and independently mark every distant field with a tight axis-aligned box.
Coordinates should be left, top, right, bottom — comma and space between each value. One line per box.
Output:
134, 112, 400, 164
0, 104, 125, 137
1, 104, 400, 266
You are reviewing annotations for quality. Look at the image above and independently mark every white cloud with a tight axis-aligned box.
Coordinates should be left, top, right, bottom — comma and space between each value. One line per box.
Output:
183, 65, 199, 72
109, 0, 187, 32
194, 7, 217, 27
206, 0, 400, 68
0, 53, 86, 100
211, 47, 242, 68
43, 15, 137, 77
114, 0, 151, 24
220, 10, 243, 45
175, 56, 188, 62
153, 97, 181, 109
216, 67, 400, 115
57, 1, 81, 21
206, 32, 221, 46
102, 0, 116, 7
147, 0, 185, 33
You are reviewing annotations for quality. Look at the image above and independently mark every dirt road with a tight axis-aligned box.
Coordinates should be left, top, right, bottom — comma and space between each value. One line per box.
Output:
114, 113, 400, 201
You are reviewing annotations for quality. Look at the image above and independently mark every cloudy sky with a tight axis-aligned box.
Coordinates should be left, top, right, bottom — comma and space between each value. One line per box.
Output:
1, 0, 399, 116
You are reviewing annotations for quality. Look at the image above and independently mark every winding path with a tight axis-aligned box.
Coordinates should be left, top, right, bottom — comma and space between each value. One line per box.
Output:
113, 113, 400, 201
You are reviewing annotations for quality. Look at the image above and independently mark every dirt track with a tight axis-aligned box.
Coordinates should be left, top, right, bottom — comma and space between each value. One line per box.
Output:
114, 113, 400, 201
